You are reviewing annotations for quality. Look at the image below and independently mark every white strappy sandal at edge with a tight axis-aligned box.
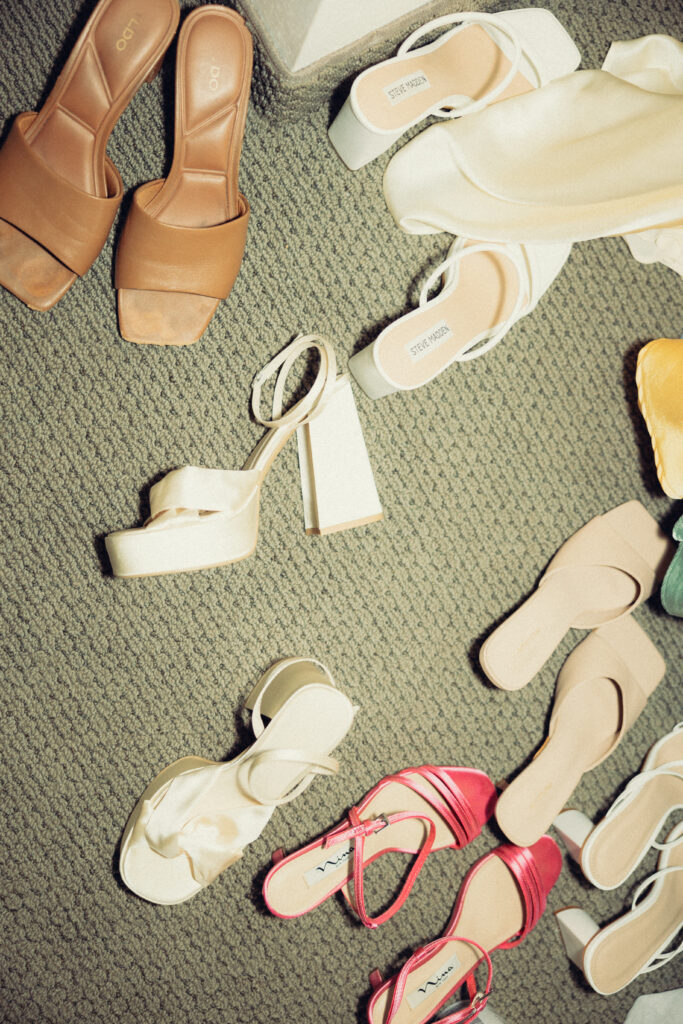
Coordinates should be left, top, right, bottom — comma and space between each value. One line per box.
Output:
328, 9, 580, 170
349, 235, 570, 398
105, 334, 383, 577
119, 656, 358, 904
554, 721, 683, 890
555, 821, 683, 995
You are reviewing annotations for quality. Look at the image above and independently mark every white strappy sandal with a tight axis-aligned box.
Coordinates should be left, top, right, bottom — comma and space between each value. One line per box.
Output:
105, 334, 382, 577
328, 9, 580, 170
349, 236, 570, 398
119, 657, 357, 904
554, 722, 683, 890
555, 821, 683, 995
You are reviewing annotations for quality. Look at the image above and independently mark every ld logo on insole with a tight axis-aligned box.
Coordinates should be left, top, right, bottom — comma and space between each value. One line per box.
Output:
116, 16, 140, 51
210, 62, 221, 90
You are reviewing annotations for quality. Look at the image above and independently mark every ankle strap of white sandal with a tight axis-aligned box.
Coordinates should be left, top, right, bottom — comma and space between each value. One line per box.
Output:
419, 242, 531, 361
238, 747, 340, 806
252, 333, 337, 430
397, 11, 537, 118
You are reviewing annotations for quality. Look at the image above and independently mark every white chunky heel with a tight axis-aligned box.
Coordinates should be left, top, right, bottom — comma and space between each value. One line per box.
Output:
553, 808, 594, 863
105, 334, 382, 577
328, 8, 580, 170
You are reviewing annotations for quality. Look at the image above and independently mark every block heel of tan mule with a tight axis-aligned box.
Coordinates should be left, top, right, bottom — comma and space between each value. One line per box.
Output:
0, 0, 179, 310
116, 6, 252, 346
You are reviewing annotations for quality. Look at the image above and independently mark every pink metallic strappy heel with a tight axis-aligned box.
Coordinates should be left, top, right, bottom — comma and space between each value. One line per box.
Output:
263, 765, 496, 927
367, 836, 562, 1024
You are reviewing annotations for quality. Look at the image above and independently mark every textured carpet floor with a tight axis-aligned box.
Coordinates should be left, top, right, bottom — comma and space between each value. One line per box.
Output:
1, 2, 682, 1023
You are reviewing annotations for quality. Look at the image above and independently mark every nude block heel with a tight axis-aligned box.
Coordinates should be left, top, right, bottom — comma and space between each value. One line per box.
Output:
297, 375, 383, 535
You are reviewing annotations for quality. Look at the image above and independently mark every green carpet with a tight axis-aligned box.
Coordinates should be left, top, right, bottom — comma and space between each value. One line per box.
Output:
1, 2, 682, 1023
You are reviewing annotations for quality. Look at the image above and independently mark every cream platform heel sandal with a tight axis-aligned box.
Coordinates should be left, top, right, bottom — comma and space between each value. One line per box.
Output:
349, 236, 570, 398
555, 822, 683, 995
328, 9, 580, 170
105, 334, 382, 576
119, 657, 357, 904
554, 722, 683, 890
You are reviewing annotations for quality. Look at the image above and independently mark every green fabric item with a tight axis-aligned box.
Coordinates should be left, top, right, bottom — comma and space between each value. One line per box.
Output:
661, 513, 683, 617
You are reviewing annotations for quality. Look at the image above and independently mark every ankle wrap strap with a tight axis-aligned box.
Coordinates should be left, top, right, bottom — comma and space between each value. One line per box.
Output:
384, 935, 493, 1024
495, 844, 547, 946
251, 334, 337, 430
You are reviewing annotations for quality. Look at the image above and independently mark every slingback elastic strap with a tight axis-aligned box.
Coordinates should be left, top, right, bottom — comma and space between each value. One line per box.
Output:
325, 807, 437, 928
384, 935, 493, 1024
397, 11, 536, 118
419, 242, 531, 362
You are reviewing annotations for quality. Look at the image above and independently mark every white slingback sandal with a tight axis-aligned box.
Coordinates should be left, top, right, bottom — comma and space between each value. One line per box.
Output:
348, 236, 570, 398
119, 657, 357, 904
554, 722, 683, 890
105, 334, 383, 577
555, 821, 683, 995
328, 9, 580, 170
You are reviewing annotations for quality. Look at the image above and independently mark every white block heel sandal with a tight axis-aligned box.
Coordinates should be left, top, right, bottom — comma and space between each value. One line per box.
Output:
328, 9, 580, 170
554, 722, 683, 890
349, 236, 570, 398
105, 334, 383, 577
555, 821, 683, 995
119, 657, 357, 904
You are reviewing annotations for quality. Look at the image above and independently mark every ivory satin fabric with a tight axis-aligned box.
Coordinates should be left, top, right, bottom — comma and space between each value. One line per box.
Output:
383, 35, 683, 259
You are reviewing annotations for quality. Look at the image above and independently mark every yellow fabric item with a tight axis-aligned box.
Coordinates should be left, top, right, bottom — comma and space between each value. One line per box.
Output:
636, 338, 683, 498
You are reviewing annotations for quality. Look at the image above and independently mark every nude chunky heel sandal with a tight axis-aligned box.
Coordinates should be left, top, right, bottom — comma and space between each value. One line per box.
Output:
328, 9, 580, 170
119, 657, 357, 905
494, 616, 666, 848
349, 236, 570, 398
479, 500, 673, 691
115, 5, 252, 345
0, 0, 179, 310
554, 722, 683, 890
263, 766, 496, 926
555, 822, 683, 995
367, 836, 562, 1024
105, 334, 383, 577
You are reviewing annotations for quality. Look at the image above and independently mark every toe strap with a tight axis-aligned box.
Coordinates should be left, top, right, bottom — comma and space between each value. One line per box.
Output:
115, 180, 250, 298
0, 112, 123, 276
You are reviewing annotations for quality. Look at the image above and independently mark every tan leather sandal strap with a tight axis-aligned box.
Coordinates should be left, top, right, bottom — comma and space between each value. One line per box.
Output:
115, 180, 250, 299
0, 112, 123, 276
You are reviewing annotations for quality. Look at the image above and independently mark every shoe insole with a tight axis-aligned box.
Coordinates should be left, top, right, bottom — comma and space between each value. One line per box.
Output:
368, 857, 523, 1024
480, 567, 638, 691
585, 770, 683, 889
495, 678, 620, 847
375, 249, 521, 389
0, 0, 178, 309
118, 7, 252, 345
586, 840, 683, 995
355, 23, 533, 133
265, 774, 459, 918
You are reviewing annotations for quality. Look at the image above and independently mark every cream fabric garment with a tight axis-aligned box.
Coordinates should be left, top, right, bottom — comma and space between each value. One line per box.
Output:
383, 35, 683, 261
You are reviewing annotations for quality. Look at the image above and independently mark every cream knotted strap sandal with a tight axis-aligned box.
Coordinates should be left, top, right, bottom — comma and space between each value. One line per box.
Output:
105, 334, 382, 576
554, 722, 683, 890
119, 657, 357, 904
494, 616, 666, 848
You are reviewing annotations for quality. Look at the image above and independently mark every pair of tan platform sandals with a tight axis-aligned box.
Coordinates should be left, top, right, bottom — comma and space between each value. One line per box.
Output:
0, 0, 250, 346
